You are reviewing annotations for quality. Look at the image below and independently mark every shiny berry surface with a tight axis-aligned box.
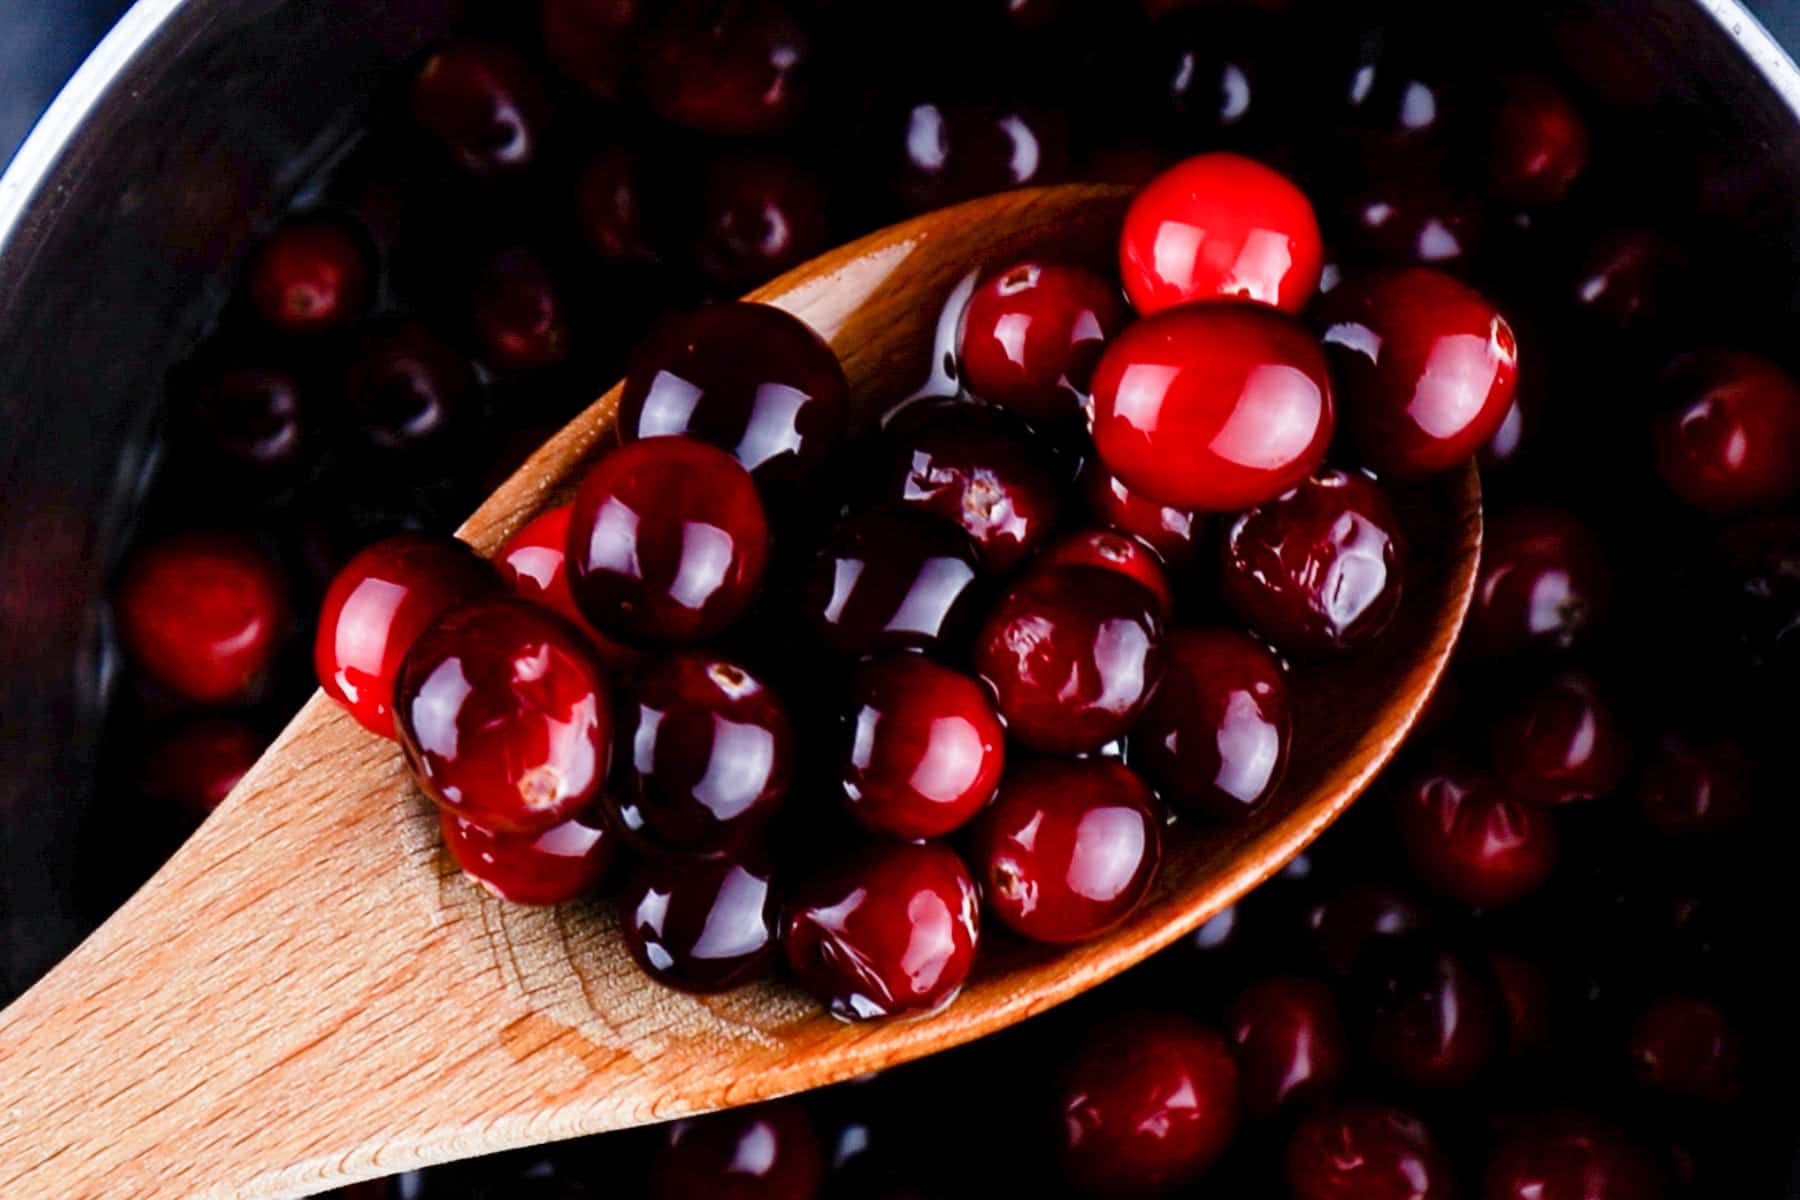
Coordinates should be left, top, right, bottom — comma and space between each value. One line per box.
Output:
650, 1100, 824, 1200
1337, 171, 1486, 268
1463, 508, 1609, 659
1038, 529, 1173, 616
885, 100, 1070, 215
440, 807, 612, 906
799, 509, 984, 659
1636, 734, 1751, 836
170, 360, 311, 481
1357, 937, 1500, 1090
495, 504, 644, 670
343, 320, 478, 460
1489, 76, 1591, 209
470, 247, 570, 372
619, 847, 779, 992
1484, 1116, 1666, 1200
643, 0, 814, 136
1396, 765, 1557, 907
694, 156, 831, 291
957, 260, 1127, 429
1225, 976, 1348, 1118
1490, 673, 1629, 806
1083, 463, 1202, 566
1652, 350, 1800, 513
409, 41, 549, 176
139, 719, 266, 818
244, 215, 373, 336
1285, 1105, 1454, 1200
1627, 995, 1744, 1105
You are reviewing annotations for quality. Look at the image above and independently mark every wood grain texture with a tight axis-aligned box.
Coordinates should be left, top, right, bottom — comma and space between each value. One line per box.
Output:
0, 184, 1482, 1199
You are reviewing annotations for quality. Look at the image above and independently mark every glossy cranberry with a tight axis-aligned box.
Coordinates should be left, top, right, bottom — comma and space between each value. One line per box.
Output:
1090, 304, 1333, 511
140, 719, 266, 818
1119, 153, 1323, 315
1464, 508, 1609, 659
1652, 350, 1800, 513
495, 505, 643, 672
886, 100, 1071, 215
575, 147, 657, 264
651, 1100, 824, 1200
440, 807, 613, 906
838, 655, 1004, 840
644, 0, 814, 136
1225, 977, 1348, 1118
1307, 882, 1432, 975
567, 437, 770, 645
1357, 938, 1500, 1090
541, 0, 647, 98
1628, 995, 1745, 1105
1489, 76, 1590, 208
1336, 171, 1486, 268
1491, 673, 1629, 806
1321, 267, 1519, 478
1484, 1116, 1666, 1200
1570, 228, 1686, 333
956, 260, 1128, 429
612, 652, 793, 853
1488, 951, 1551, 1057
1396, 765, 1557, 907
971, 759, 1160, 944
344, 320, 478, 458
1222, 470, 1405, 655
1146, 6, 1296, 148
1056, 1013, 1241, 1196
409, 41, 549, 176
1039, 529, 1173, 616
1285, 1106, 1455, 1200
470, 247, 571, 372
1083, 463, 1202, 567
243, 214, 374, 335
115, 532, 287, 705
618, 304, 848, 490
619, 846, 779, 992
694, 155, 831, 291
799, 509, 984, 659
1636, 734, 1751, 836
1481, 390, 1536, 473
170, 361, 311, 480
395, 600, 611, 834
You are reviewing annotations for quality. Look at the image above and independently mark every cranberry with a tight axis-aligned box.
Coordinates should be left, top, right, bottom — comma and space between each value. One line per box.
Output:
838, 655, 1004, 840
1484, 1116, 1666, 1200
1146, 6, 1296, 149
1652, 350, 1800, 513
1083, 463, 1202, 567
1131, 628, 1289, 821
783, 840, 979, 1021
1336, 28, 1457, 150
885, 100, 1070, 215
971, 758, 1161, 944
1119, 153, 1323, 315
470, 246, 571, 372
611, 652, 793, 853
440, 807, 613, 906
1307, 882, 1432, 975
1396, 765, 1556, 908
243, 214, 374, 336
618, 304, 849, 491
1056, 1013, 1241, 1195
1090, 304, 1333, 511
644, 0, 814, 136
1285, 1106, 1455, 1200
140, 719, 266, 818
1464, 508, 1609, 659
799, 509, 984, 659
1491, 673, 1629, 806
956, 260, 1128, 429
1488, 76, 1590, 208
495, 505, 644, 672
541, 0, 647, 99
1320, 267, 1520, 478
1225, 977, 1348, 1118
575, 147, 657, 264
315, 533, 495, 738
1221, 470, 1405, 655
694, 155, 831, 291
1570, 228, 1687, 334
1628, 995, 1745, 1105
650, 1100, 824, 1200
395, 600, 612, 834
344, 320, 478, 460
1357, 937, 1500, 1090
170, 361, 311, 481
619, 846, 779, 992
1636, 734, 1751, 836
1488, 951, 1551, 1057
1038, 529, 1173, 616
567, 437, 770, 646
115, 532, 288, 705
1336, 171, 1487, 268
409, 41, 549, 176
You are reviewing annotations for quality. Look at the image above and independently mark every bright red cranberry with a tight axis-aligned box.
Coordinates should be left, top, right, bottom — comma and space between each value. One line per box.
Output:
170, 361, 311, 481
651, 1100, 824, 1200
575, 147, 657, 264
1464, 508, 1609, 659
1636, 734, 1752, 837
1225, 977, 1348, 1118
115, 532, 288, 705
1307, 882, 1432, 975
1491, 673, 1629, 806
243, 214, 374, 336
440, 807, 613, 906
838, 655, 1004, 840
885, 100, 1071, 215
956, 260, 1128, 429
799, 509, 984, 659
1090, 304, 1333, 511
1286, 1106, 1455, 1200
1628, 995, 1745, 1105
1570, 228, 1687, 333
1484, 1116, 1666, 1200
1221, 470, 1405, 655
541, 0, 647, 99
1357, 937, 1500, 1090
644, 0, 814, 136
975, 565, 1164, 754
567, 437, 770, 646
971, 759, 1161, 944
694, 155, 830, 291
1119, 152, 1323, 315
470, 246, 571, 372
1056, 1013, 1241, 1195
344, 320, 478, 460
611, 652, 793, 853
395, 600, 612, 834
1396, 765, 1556, 907
1320, 267, 1519, 478
1083, 463, 1202, 567
140, 719, 267, 818
875, 399, 1062, 572
315, 533, 495, 738
1652, 350, 1800, 513
1488, 951, 1551, 1057
1489, 76, 1590, 208
783, 840, 979, 1021
1039, 529, 1173, 616
495, 504, 644, 673
619, 846, 779, 992
410, 41, 549, 176
618, 304, 848, 490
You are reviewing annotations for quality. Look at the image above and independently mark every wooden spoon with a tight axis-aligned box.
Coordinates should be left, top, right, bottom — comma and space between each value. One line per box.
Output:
0, 183, 1480, 1199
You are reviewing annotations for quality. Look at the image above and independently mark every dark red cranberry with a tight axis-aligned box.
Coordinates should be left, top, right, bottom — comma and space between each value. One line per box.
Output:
885, 100, 1071, 215
495, 504, 645, 673
409, 41, 549, 176
1337, 30, 1456, 150
644, 0, 814, 136
1357, 938, 1500, 1090
1489, 76, 1590, 208
783, 840, 980, 1021
344, 320, 478, 459
1039, 529, 1172, 616
567, 436, 770, 645
140, 719, 267, 818
1225, 977, 1348, 1118
956, 260, 1128, 429
694, 155, 831, 291
1488, 951, 1551, 1057
611, 652, 793, 853
1652, 350, 1800, 513
618, 303, 848, 490
1090, 304, 1333, 510
1307, 882, 1432, 975
619, 846, 779, 992
395, 599, 612, 834
1119, 153, 1323, 315
1221, 470, 1405, 655
1336, 172, 1487, 269
1570, 228, 1686, 333
1131, 628, 1289, 822
838, 655, 1004, 840
799, 509, 984, 659
440, 806, 613, 906
243, 214, 374, 335
1491, 673, 1629, 806
1628, 995, 1745, 1105
651, 1100, 824, 1200
1463, 508, 1609, 659
1320, 267, 1519, 478
315, 533, 496, 738
1285, 1106, 1455, 1200
971, 758, 1161, 944
171, 361, 311, 481
1056, 1013, 1241, 1195
1396, 765, 1557, 907
1083, 463, 1202, 567
470, 247, 571, 372
1146, 6, 1297, 149
115, 532, 288, 705
1636, 734, 1751, 836
1484, 1115, 1666, 1200
541, 0, 647, 99
575, 147, 657, 264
